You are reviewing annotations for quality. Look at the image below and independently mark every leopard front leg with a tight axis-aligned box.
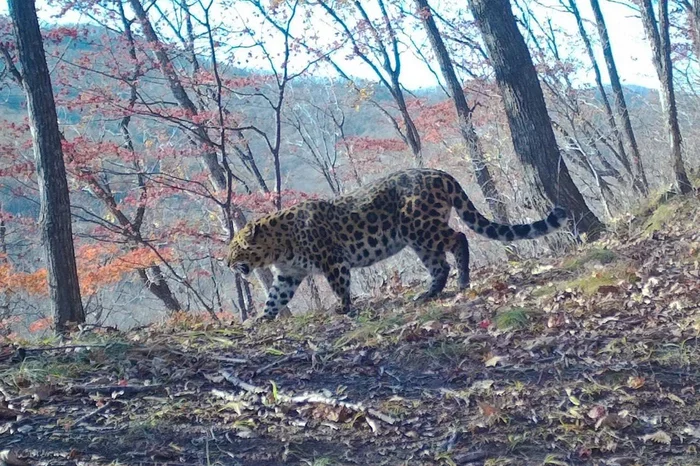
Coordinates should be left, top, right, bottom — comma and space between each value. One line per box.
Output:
321, 260, 354, 316
262, 274, 304, 320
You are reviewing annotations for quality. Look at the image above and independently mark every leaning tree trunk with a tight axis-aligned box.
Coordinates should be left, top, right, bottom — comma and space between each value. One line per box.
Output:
468, 0, 604, 237
639, 0, 692, 194
414, 0, 510, 224
589, 0, 648, 195
9, 0, 85, 333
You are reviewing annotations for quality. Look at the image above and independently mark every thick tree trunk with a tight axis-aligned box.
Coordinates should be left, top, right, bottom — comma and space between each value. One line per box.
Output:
9, 0, 85, 333
589, 0, 649, 194
469, 0, 604, 237
414, 0, 510, 224
639, 0, 692, 194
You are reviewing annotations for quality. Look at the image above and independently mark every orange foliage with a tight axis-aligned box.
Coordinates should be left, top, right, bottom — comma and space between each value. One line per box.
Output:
78, 246, 176, 295
28, 317, 52, 333
0, 245, 175, 297
0, 263, 48, 296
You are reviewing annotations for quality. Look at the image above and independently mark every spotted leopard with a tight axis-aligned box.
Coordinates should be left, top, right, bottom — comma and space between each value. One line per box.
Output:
226, 168, 568, 319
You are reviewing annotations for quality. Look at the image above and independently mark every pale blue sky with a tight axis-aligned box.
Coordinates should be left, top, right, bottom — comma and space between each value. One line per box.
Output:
3, 0, 659, 90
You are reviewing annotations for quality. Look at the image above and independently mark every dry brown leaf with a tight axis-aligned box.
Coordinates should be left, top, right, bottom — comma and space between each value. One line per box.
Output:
597, 285, 620, 295
203, 373, 224, 384
596, 413, 631, 430
420, 320, 439, 332
477, 401, 499, 417
683, 425, 700, 439
626, 376, 645, 389
587, 405, 606, 420
547, 313, 566, 328
484, 355, 504, 367
365, 416, 379, 433
639, 430, 672, 445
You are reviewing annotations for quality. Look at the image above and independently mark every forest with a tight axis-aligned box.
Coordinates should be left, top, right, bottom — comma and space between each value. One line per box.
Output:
0, 0, 696, 333
1, 0, 700, 464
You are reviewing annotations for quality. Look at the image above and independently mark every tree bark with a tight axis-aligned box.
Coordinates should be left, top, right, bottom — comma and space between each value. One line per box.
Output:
317, 0, 424, 166
680, 0, 700, 62
566, 0, 632, 181
588, 0, 649, 194
694, 0, 700, 60
639, 0, 692, 194
469, 0, 604, 237
128, 0, 273, 295
9, 0, 85, 333
414, 0, 510, 224
136, 267, 181, 312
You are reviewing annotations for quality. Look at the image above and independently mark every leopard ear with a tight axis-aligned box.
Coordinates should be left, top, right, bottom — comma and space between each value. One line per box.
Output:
245, 223, 261, 240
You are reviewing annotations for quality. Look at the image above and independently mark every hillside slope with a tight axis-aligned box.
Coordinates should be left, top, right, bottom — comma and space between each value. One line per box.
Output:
2, 193, 700, 466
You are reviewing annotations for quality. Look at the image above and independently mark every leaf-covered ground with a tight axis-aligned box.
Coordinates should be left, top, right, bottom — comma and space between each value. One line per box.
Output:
3, 194, 700, 466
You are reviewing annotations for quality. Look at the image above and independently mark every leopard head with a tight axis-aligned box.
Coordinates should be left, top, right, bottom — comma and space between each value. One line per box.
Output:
225, 220, 282, 275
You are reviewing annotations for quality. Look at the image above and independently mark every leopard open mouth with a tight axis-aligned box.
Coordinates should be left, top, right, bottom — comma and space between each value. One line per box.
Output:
234, 263, 251, 275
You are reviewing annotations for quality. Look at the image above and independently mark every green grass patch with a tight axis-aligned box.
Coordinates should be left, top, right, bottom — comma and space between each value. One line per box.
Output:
642, 201, 676, 236
561, 270, 623, 296
423, 340, 470, 364
628, 190, 696, 237
1, 357, 94, 389
495, 307, 532, 330
333, 320, 391, 349
563, 248, 617, 270
531, 284, 556, 298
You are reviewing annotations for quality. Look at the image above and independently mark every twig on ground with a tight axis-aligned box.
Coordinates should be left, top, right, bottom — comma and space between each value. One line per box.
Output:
22, 344, 109, 353
253, 350, 307, 376
73, 401, 112, 426
212, 356, 250, 364
288, 392, 397, 425
219, 371, 266, 394
218, 370, 397, 425
67, 384, 164, 395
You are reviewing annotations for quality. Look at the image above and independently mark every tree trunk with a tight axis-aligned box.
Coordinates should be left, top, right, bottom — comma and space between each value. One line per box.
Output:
9, 0, 85, 333
137, 267, 181, 312
682, 1, 700, 62
128, 0, 273, 295
695, 0, 700, 60
414, 0, 510, 224
317, 0, 424, 166
469, 0, 604, 237
589, 0, 649, 194
639, 0, 692, 194
567, 0, 632, 181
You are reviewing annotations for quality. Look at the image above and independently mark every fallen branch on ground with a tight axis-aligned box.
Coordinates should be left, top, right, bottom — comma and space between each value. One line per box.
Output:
72, 401, 112, 426
217, 370, 397, 426
219, 371, 266, 394
66, 384, 163, 395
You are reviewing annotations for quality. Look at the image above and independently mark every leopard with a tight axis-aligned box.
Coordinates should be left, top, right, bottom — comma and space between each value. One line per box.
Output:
226, 168, 568, 320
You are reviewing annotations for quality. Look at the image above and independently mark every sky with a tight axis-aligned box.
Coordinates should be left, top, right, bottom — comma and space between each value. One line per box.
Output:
2, 0, 660, 91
